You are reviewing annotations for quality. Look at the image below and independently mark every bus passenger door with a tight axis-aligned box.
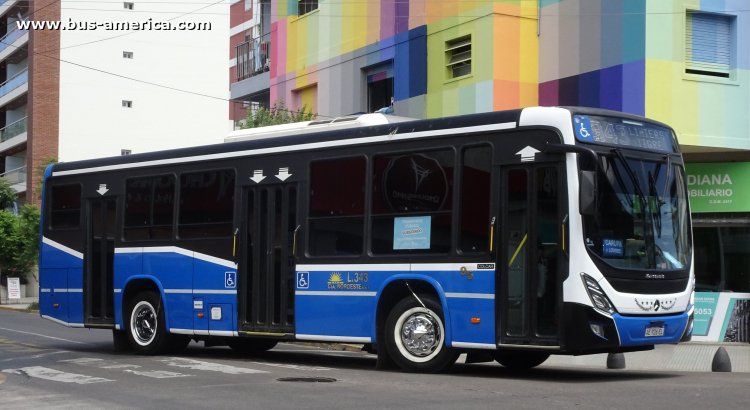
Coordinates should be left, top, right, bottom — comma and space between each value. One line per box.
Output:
238, 184, 297, 336
498, 165, 563, 346
84, 197, 117, 328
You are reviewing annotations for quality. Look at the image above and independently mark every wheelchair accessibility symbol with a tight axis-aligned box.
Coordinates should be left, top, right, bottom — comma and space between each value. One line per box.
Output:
297, 272, 310, 289
225, 272, 237, 289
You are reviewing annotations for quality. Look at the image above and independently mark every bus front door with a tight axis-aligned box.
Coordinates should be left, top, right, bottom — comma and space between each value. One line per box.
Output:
84, 197, 116, 328
238, 184, 297, 336
498, 165, 562, 346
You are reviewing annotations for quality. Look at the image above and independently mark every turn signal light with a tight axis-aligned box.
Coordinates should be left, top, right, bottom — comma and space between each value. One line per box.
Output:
470, 317, 481, 324
53, 303, 60, 308
197, 313, 204, 318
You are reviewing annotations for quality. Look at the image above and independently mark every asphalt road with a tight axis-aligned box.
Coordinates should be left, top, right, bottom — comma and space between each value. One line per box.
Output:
1, 309, 748, 410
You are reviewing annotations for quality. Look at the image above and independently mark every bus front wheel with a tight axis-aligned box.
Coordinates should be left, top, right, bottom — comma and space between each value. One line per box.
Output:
494, 350, 550, 370
384, 295, 458, 373
126, 291, 170, 354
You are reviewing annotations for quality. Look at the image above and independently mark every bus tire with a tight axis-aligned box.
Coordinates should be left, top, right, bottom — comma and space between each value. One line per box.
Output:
126, 291, 170, 355
494, 350, 550, 370
227, 338, 278, 355
384, 295, 457, 373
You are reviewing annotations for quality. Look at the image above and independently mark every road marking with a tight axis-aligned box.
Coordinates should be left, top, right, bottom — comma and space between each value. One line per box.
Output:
0, 327, 86, 345
249, 361, 331, 371
100, 364, 141, 369
123, 369, 193, 379
59, 358, 193, 378
0, 373, 5, 385
59, 358, 104, 364
0, 350, 69, 363
158, 357, 268, 374
2, 366, 113, 384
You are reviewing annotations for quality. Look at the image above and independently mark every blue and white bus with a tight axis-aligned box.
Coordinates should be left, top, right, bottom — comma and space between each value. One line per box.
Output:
39, 107, 694, 372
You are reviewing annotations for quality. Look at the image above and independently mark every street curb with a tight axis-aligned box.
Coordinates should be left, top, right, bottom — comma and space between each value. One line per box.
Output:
0, 306, 39, 314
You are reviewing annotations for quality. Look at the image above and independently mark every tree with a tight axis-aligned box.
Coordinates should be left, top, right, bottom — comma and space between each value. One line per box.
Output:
0, 179, 40, 285
0, 178, 15, 210
241, 101, 315, 129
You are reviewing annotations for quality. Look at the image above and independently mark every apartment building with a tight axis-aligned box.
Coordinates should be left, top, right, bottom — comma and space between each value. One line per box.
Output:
0, 0, 229, 204
229, 0, 749, 342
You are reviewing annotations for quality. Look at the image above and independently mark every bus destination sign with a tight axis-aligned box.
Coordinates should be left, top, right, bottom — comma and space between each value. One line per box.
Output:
573, 115, 676, 153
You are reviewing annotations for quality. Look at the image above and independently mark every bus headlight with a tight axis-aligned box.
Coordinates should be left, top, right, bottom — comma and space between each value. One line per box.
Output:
581, 273, 616, 315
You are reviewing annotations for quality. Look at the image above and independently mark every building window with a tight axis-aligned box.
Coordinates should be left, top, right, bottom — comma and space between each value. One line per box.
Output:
124, 175, 175, 241
121, 149, 132, 156
308, 157, 366, 256
686, 11, 734, 78
122, 100, 132, 108
123, 2, 134, 10
446, 36, 472, 79
297, 0, 318, 16
123, 51, 133, 59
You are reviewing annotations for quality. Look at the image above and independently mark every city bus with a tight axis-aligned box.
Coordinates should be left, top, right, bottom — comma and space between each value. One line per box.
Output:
38, 106, 694, 372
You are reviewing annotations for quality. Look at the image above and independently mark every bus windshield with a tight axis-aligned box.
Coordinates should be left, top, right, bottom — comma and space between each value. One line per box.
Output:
583, 151, 691, 271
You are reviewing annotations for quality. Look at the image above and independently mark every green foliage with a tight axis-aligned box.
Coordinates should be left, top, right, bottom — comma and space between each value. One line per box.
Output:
241, 101, 315, 129
0, 204, 40, 281
35, 157, 58, 204
0, 178, 15, 210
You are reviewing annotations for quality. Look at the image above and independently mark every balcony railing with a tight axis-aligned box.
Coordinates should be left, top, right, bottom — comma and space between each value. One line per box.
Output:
0, 116, 27, 143
0, 165, 26, 186
236, 33, 270, 81
0, 28, 27, 55
0, 68, 28, 99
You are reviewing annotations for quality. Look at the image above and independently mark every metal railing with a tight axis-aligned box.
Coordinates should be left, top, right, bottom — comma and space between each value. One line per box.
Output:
0, 28, 27, 55
0, 116, 27, 143
0, 68, 28, 99
235, 33, 270, 81
0, 165, 26, 185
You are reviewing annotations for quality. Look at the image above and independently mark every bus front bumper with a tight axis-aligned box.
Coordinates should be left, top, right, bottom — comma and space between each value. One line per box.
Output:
562, 303, 692, 353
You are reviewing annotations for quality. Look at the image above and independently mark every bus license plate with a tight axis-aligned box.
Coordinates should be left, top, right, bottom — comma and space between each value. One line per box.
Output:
645, 326, 665, 337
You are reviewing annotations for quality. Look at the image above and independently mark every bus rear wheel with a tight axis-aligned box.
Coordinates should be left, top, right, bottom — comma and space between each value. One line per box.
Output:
494, 350, 550, 370
126, 291, 171, 355
384, 295, 457, 373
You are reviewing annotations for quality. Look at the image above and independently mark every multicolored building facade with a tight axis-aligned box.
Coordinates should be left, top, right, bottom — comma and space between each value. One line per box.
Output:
229, 0, 749, 342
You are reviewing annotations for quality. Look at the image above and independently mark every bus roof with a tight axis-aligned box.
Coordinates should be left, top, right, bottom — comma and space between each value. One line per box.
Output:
224, 113, 416, 143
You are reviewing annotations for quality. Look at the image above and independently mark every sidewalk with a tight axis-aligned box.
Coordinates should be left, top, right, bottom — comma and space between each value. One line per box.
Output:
0, 297, 37, 311
542, 343, 750, 373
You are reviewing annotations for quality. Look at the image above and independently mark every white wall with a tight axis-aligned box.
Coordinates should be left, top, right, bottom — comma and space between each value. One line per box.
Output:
58, 0, 231, 161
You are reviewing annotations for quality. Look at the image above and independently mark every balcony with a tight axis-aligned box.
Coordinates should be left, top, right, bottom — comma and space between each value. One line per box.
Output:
0, 27, 28, 60
0, 116, 26, 144
236, 33, 270, 82
0, 68, 27, 106
0, 165, 26, 193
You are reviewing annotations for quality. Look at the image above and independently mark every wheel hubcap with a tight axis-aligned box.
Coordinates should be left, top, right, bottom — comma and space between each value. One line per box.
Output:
400, 312, 440, 358
131, 302, 157, 345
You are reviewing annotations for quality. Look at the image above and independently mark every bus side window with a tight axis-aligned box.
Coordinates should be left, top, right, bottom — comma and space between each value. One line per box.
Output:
308, 157, 366, 256
124, 175, 175, 241
371, 149, 454, 254
178, 169, 235, 239
50, 184, 82, 230
459, 145, 492, 254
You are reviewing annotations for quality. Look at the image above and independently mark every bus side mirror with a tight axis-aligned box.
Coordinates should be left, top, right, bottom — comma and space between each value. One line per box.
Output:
579, 171, 597, 216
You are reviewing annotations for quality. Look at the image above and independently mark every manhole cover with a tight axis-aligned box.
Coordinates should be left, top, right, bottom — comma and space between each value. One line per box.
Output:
277, 377, 337, 383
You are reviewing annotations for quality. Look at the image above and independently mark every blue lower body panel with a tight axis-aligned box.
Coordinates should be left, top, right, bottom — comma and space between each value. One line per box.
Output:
613, 312, 690, 347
